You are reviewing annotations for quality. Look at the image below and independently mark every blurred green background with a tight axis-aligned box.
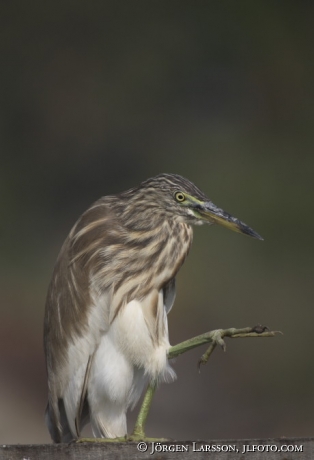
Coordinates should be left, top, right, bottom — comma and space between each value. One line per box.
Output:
1, 1, 314, 443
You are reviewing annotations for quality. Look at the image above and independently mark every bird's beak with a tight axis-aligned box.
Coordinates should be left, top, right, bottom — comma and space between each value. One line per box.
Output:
199, 201, 263, 240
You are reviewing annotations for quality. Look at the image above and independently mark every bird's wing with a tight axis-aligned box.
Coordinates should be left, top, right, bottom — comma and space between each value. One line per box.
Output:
44, 199, 121, 441
136, 279, 175, 352
163, 277, 176, 314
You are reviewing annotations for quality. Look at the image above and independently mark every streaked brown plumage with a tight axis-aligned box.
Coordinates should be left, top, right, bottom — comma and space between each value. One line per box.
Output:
44, 173, 261, 442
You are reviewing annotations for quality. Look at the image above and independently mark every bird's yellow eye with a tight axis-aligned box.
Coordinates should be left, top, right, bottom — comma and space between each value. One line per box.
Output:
175, 192, 185, 202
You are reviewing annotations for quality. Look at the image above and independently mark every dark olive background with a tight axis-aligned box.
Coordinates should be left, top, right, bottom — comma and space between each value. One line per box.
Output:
1, 1, 313, 443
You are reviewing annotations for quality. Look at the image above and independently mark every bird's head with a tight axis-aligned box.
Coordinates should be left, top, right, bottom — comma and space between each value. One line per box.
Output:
135, 173, 263, 240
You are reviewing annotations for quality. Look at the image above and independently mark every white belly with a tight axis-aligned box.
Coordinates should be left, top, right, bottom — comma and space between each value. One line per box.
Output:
87, 294, 176, 437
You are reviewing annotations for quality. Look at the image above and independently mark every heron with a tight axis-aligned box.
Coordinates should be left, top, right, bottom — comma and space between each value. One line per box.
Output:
44, 173, 262, 442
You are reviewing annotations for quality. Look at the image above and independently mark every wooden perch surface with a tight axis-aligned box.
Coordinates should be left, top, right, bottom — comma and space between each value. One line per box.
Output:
1, 438, 312, 460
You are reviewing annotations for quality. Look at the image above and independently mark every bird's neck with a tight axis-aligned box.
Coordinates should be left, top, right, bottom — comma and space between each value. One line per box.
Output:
125, 219, 193, 288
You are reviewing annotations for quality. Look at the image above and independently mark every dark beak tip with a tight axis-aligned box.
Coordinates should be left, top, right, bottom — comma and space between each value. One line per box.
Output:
241, 224, 263, 241
248, 229, 264, 241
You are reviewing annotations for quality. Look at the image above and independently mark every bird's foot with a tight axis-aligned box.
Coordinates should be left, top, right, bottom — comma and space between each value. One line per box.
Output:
198, 328, 226, 371
197, 325, 273, 371
128, 427, 169, 442
128, 434, 169, 442
76, 434, 169, 443
76, 436, 127, 443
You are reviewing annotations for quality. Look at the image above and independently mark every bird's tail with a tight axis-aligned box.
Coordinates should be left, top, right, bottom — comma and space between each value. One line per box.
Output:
45, 398, 74, 443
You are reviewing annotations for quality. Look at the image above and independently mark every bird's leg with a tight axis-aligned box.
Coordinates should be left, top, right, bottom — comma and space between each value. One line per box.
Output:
168, 325, 280, 368
129, 326, 279, 440
131, 380, 156, 439
78, 326, 279, 443
129, 380, 168, 441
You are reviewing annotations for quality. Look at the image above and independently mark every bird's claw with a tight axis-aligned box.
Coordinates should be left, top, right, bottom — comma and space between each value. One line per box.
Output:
251, 324, 269, 334
198, 329, 226, 372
